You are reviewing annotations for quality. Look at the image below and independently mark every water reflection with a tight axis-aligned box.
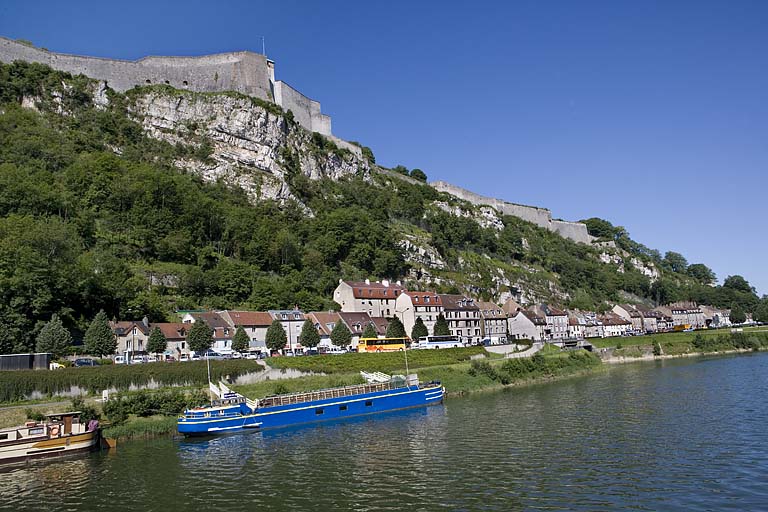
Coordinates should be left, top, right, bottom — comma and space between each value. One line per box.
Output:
3, 353, 768, 511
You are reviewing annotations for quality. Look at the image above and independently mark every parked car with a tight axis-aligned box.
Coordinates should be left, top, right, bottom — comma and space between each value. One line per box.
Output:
114, 355, 126, 364
179, 354, 191, 362
73, 358, 99, 367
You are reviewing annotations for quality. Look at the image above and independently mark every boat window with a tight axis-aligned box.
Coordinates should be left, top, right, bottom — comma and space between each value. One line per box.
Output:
29, 427, 44, 435
315, 408, 324, 415
0, 433, 7, 440
339, 405, 348, 411
365, 401, 373, 407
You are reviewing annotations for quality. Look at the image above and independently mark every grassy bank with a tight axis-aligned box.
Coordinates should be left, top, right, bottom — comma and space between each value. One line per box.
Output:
266, 346, 486, 374
0, 360, 263, 403
102, 415, 178, 441
598, 330, 768, 359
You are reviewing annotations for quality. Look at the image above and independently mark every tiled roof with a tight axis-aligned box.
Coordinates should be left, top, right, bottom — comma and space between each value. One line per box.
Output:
346, 281, 405, 300
305, 312, 341, 336
476, 301, 506, 319
110, 321, 150, 336
368, 317, 389, 335
519, 310, 546, 325
226, 310, 273, 327
189, 312, 230, 329
269, 310, 306, 322
152, 323, 188, 341
404, 290, 442, 305
338, 312, 375, 334
438, 294, 479, 311
539, 304, 566, 317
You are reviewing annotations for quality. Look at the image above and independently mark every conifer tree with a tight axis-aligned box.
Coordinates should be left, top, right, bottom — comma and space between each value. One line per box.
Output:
146, 326, 168, 357
386, 317, 406, 338
35, 314, 72, 358
361, 322, 378, 340
434, 313, 450, 336
300, 319, 321, 349
266, 319, 288, 353
411, 317, 429, 341
231, 325, 250, 353
188, 319, 214, 355
84, 310, 117, 357
330, 320, 352, 348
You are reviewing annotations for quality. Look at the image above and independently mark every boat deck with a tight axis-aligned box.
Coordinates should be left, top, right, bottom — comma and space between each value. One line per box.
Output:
257, 381, 406, 408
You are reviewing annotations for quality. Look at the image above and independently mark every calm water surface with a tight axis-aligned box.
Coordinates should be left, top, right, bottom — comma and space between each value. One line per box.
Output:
2, 353, 768, 511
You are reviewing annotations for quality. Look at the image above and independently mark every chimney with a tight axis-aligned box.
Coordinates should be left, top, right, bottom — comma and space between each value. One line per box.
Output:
382, 279, 390, 287
142, 316, 149, 328
365, 279, 370, 285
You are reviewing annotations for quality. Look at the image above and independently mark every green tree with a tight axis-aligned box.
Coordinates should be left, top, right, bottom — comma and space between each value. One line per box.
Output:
391, 165, 409, 176
300, 319, 321, 349
730, 305, 747, 325
330, 320, 352, 348
35, 314, 72, 358
411, 317, 428, 340
723, 275, 755, 294
663, 251, 688, 273
433, 313, 450, 336
187, 319, 213, 355
265, 319, 287, 353
386, 316, 406, 338
755, 300, 768, 324
410, 169, 427, 182
231, 325, 250, 353
84, 310, 116, 357
687, 263, 716, 285
146, 326, 167, 357
361, 322, 378, 339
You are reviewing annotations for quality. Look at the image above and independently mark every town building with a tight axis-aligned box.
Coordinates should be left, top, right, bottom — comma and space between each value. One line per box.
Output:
338, 312, 385, 349
268, 310, 306, 352
181, 311, 235, 353
439, 294, 481, 343
304, 311, 341, 348
664, 302, 706, 329
152, 323, 191, 359
333, 279, 405, 317
395, 290, 444, 339
530, 304, 568, 340
110, 320, 150, 355
699, 306, 732, 329
600, 313, 632, 337
507, 310, 546, 341
220, 310, 274, 353
476, 301, 507, 343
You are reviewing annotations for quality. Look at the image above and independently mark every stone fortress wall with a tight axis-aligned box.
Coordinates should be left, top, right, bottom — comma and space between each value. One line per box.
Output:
0, 36, 346, 145
430, 181, 594, 244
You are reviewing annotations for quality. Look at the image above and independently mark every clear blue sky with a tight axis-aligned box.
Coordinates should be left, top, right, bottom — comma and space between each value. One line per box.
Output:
2, 0, 766, 295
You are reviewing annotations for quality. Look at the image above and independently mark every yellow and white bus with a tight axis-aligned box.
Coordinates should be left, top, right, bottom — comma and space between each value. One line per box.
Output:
358, 337, 408, 352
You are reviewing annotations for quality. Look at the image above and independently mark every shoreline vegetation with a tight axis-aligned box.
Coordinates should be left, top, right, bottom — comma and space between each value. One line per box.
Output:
3, 328, 767, 441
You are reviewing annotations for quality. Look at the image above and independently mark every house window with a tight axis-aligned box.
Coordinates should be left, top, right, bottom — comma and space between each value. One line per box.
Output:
294, 313, 300, 320
181, 342, 186, 349
414, 297, 419, 303
282, 314, 287, 320
425, 296, 430, 303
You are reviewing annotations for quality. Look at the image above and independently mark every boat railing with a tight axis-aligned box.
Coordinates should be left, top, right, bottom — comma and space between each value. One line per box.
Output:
258, 380, 404, 409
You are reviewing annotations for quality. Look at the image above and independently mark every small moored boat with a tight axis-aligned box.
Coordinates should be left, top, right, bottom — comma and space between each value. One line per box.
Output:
0, 412, 100, 465
178, 373, 444, 436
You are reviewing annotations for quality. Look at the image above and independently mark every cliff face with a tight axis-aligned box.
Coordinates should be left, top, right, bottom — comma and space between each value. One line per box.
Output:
129, 89, 370, 206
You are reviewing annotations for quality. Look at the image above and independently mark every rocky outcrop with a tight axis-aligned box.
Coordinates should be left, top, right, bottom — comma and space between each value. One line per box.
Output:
129, 90, 369, 205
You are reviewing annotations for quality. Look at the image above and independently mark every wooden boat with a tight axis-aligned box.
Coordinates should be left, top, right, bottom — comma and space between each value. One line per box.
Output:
0, 412, 100, 465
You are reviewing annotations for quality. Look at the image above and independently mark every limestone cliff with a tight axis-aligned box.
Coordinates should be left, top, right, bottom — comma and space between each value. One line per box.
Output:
129, 89, 370, 206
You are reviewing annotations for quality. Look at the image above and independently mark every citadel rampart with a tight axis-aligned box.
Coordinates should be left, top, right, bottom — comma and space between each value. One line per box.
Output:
430, 181, 594, 244
0, 36, 333, 137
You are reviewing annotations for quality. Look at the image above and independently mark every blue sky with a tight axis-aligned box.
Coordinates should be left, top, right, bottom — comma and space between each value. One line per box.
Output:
1, 0, 766, 295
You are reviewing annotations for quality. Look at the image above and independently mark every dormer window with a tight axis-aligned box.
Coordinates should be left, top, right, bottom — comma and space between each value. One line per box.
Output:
294, 313, 300, 320
425, 296, 430, 303
282, 314, 287, 320
414, 297, 419, 303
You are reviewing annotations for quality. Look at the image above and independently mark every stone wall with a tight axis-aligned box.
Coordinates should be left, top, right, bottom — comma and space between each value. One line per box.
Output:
274, 80, 331, 136
431, 181, 595, 244
0, 36, 272, 100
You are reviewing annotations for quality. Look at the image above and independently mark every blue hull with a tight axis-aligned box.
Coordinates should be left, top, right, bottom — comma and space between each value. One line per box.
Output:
178, 384, 444, 436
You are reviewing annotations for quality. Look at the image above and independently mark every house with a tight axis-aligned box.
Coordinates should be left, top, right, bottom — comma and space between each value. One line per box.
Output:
268, 310, 306, 352
569, 311, 605, 338
152, 323, 190, 359
220, 310, 274, 353
612, 304, 645, 332
567, 315, 584, 339
476, 301, 507, 343
530, 304, 568, 340
395, 290, 444, 339
110, 320, 150, 355
438, 294, 482, 343
333, 279, 405, 317
699, 305, 732, 328
507, 309, 545, 341
182, 311, 235, 353
337, 311, 384, 349
600, 313, 632, 337
304, 311, 341, 348
665, 302, 706, 328
501, 298, 523, 317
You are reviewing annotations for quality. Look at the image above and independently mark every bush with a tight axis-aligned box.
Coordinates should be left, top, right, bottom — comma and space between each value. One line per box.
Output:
102, 389, 207, 424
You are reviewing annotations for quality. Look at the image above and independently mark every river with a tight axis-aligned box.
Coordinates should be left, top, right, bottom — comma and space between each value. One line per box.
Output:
2, 352, 768, 511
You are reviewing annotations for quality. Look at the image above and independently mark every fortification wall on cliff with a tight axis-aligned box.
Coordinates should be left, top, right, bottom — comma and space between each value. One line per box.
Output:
430, 181, 594, 244
0, 37, 273, 100
274, 80, 331, 136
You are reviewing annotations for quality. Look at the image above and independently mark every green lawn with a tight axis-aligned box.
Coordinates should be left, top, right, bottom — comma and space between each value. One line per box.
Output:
589, 327, 764, 349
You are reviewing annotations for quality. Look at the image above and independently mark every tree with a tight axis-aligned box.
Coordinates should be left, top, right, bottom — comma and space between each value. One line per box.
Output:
386, 316, 406, 338
730, 305, 747, 325
755, 301, 768, 324
146, 327, 167, 357
663, 251, 688, 273
687, 263, 716, 285
433, 313, 450, 336
330, 320, 352, 348
300, 319, 321, 349
411, 317, 428, 340
361, 323, 378, 339
231, 325, 250, 353
35, 314, 72, 358
187, 319, 213, 355
265, 319, 287, 353
410, 169, 427, 182
391, 165, 409, 176
84, 310, 116, 357
723, 275, 755, 294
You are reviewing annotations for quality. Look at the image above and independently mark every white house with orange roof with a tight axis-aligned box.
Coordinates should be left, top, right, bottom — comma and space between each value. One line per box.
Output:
333, 279, 405, 317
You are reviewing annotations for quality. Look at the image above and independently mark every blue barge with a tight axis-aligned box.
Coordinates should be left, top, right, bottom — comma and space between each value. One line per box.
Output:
178, 374, 445, 436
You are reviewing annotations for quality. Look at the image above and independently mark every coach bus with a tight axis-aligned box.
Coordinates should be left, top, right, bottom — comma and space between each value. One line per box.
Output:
358, 337, 408, 352
412, 335, 465, 349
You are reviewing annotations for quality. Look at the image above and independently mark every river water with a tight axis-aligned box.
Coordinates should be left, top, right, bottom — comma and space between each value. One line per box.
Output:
2, 352, 768, 511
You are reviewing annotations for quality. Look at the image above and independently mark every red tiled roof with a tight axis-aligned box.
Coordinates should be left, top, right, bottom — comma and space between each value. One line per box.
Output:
305, 312, 341, 336
404, 290, 442, 305
346, 281, 405, 300
190, 312, 230, 329
152, 323, 188, 341
227, 311, 273, 327
438, 294, 479, 311
338, 312, 375, 334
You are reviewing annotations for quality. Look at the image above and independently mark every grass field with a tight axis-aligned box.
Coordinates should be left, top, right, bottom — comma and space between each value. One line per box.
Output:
590, 326, 767, 349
